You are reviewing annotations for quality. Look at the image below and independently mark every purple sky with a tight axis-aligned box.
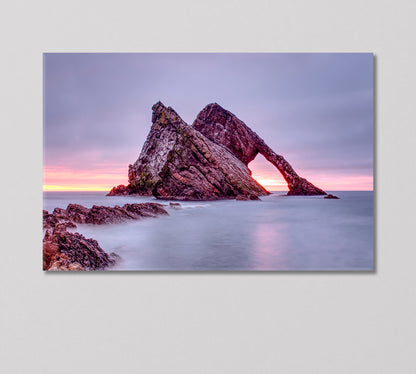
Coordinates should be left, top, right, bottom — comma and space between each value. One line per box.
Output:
43, 53, 373, 191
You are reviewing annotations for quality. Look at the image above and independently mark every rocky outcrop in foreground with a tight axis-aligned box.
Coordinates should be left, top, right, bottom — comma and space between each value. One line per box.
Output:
43, 203, 168, 271
109, 102, 326, 199
43, 225, 117, 271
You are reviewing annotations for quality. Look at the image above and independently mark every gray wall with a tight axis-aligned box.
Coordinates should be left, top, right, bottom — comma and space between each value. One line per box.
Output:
1, 0, 415, 373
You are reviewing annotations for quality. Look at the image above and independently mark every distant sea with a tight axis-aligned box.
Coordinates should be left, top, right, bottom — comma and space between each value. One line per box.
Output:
43, 191, 374, 271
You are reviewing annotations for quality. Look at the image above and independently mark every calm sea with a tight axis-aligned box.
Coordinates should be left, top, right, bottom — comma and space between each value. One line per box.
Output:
43, 191, 374, 271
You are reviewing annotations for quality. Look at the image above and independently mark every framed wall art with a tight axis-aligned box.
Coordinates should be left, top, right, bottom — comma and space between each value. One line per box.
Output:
43, 53, 373, 271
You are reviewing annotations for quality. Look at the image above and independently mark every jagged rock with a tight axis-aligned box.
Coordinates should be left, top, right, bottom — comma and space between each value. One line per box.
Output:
43, 221, 113, 271
44, 203, 168, 230
123, 202, 169, 217
65, 202, 168, 224
42, 203, 168, 271
236, 194, 261, 201
324, 194, 339, 199
43, 229, 60, 270
45, 230, 116, 271
53, 207, 69, 220
193, 103, 326, 196
169, 202, 181, 209
107, 184, 134, 196
66, 203, 90, 224
48, 254, 85, 271
43, 209, 75, 231
43, 213, 58, 230
43, 208, 111, 271
125, 102, 268, 200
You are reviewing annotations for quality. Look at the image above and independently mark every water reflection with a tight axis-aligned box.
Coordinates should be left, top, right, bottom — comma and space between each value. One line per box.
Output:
252, 222, 287, 270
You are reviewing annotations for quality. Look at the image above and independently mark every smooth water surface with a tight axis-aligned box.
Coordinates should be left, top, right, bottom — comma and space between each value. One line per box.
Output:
43, 191, 373, 271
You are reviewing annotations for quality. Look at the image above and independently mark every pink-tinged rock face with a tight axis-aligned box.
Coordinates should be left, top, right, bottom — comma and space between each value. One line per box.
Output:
193, 103, 260, 165
125, 102, 269, 200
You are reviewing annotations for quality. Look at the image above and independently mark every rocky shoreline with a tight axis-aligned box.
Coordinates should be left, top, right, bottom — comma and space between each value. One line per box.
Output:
43, 203, 168, 271
43, 194, 340, 271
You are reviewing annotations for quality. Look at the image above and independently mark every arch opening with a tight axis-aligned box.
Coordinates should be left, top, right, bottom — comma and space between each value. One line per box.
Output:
248, 154, 288, 193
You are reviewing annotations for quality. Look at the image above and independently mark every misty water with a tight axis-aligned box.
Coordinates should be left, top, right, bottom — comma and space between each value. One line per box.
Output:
43, 191, 373, 271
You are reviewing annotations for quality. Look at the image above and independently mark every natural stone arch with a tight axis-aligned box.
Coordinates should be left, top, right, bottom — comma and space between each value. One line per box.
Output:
192, 103, 326, 196
108, 102, 326, 199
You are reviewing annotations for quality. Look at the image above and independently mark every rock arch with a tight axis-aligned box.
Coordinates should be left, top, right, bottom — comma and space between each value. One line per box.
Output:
192, 103, 326, 195
108, 102, 326, 199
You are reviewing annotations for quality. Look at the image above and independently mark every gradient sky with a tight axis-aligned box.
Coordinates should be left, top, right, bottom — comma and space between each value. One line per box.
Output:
43, 53, 373, 191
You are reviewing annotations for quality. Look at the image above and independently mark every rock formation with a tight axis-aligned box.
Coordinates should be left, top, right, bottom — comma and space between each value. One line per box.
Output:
43, 227, 118, 271
109, 102, 268, 200
43, 203, 168, 271
65, 202, 168, 224
169, 202, 181, 209
324, 194, 339, 199
193, 103, 326, 196
108, 101, 326, 199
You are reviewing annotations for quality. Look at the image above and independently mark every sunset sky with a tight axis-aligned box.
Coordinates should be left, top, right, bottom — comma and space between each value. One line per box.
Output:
43, 53, 373, 192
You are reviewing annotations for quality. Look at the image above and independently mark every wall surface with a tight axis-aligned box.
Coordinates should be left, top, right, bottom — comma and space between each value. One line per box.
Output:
1, 1, 415, 373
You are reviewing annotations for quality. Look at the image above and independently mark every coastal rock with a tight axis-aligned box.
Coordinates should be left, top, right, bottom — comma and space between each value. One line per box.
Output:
109, 102, 326, 199
43, 230, 60, 270
43, 209, 75, 231
169, 202, 181, 209
193, 103, 326, 196
324, 194, 339, 199
66, 204, 90, 224
67, 202, 168, 224
44, 203, 168, 229
45, 230, 116, 271
124, 102, 268, 200
48, 255, 85, 271
43, 209, 112, 271
52, 207, 69, 220
43, 203, 168, 271
123, 202, 169, 217
236, 194, 261, 201
107, 184, 134, 196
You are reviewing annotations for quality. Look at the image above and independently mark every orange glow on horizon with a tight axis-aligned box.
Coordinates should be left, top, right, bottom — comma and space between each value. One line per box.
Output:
254, 179, 288, 191
250, 157, 288, 191
43, 165, 127, 192
251, 174, 373, 191
249, 157, 373, 191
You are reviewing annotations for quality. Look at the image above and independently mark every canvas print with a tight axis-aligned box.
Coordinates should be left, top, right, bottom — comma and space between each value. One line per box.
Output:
43, 53, 374, 271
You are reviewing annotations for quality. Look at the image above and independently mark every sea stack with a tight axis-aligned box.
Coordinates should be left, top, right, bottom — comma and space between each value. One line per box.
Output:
111, 102, 268, 200
108, 102, 326, 199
